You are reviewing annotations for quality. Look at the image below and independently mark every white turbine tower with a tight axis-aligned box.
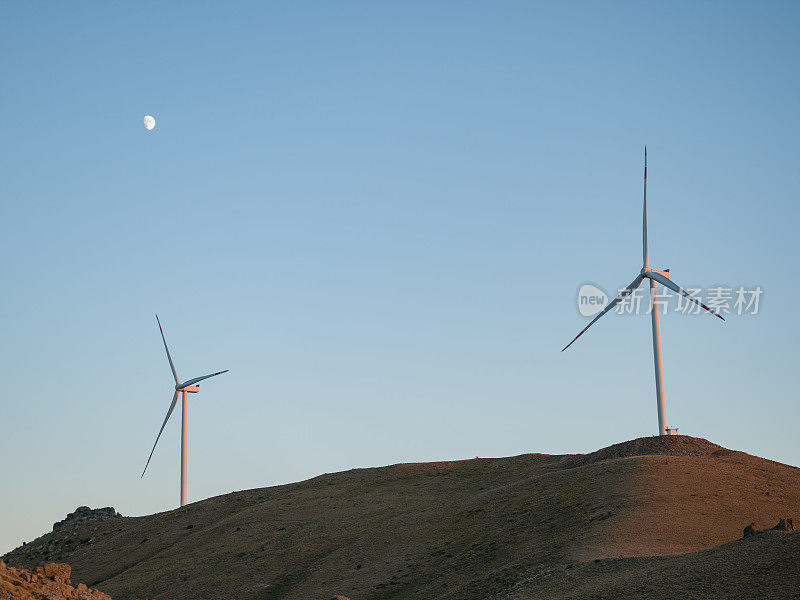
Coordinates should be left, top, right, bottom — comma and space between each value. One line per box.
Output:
142, 314, 228, 506
562, 148, 724, 436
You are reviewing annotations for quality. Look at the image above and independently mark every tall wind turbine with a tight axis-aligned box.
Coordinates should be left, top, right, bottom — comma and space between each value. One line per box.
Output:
562, 148, 724, 436
142, 315, 228, 506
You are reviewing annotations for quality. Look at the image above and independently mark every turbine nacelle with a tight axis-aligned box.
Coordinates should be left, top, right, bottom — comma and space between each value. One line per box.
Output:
642, 267, 670, 279
176, 385, 200, 393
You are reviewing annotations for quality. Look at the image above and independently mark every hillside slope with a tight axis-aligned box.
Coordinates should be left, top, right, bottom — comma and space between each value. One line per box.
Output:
513, 530, 800, 600
4, 436, 798, 600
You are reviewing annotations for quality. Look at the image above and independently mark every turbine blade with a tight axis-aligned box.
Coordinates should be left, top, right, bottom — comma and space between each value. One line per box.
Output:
178, 370, 229, 389
141, 391, 180, 478
645, 271, 725, 320
643, 146, 648, 268
562, 275, 644, 352
156, 314, 179, 385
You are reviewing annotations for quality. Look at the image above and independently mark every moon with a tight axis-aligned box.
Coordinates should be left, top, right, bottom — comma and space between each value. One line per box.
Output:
144, 115, 156, 131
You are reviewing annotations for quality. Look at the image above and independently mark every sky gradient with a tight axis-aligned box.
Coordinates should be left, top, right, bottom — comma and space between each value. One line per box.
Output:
2, 2, 799, 554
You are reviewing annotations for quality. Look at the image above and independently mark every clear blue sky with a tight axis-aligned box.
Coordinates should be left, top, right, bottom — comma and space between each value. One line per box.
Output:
2, 2, 798, 554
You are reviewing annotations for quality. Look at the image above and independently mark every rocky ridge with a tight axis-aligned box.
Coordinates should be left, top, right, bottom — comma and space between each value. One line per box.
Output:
53, 507, 121, 532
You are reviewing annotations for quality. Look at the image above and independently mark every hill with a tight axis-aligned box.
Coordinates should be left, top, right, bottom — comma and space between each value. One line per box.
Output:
3, 435, 799, 600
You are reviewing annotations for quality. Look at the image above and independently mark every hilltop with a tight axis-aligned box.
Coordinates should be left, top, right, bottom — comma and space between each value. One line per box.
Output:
3, 435, 799, 600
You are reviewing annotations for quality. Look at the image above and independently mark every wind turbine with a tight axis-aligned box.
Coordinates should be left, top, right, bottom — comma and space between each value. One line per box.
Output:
562, 148, 724, 436
142, 314, 228, 506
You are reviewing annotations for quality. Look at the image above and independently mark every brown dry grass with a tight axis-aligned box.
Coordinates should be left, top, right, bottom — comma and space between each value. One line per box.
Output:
3, 436, 798, 600
511, 531, 800, 600
572, 445, 800, 560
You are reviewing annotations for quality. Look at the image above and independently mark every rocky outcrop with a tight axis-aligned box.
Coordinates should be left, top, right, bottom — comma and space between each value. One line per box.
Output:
0, 560, 111, 600
53, 507, 121, 532
742, 522, 757, 538
769, 517, 794, 531
742, 518, 795, 538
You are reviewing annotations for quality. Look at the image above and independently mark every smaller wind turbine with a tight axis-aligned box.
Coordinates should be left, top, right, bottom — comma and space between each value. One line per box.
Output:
142, 314, 228, 507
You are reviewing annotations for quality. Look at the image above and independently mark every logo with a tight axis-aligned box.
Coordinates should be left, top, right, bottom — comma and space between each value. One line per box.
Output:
577, 283, 609, 317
